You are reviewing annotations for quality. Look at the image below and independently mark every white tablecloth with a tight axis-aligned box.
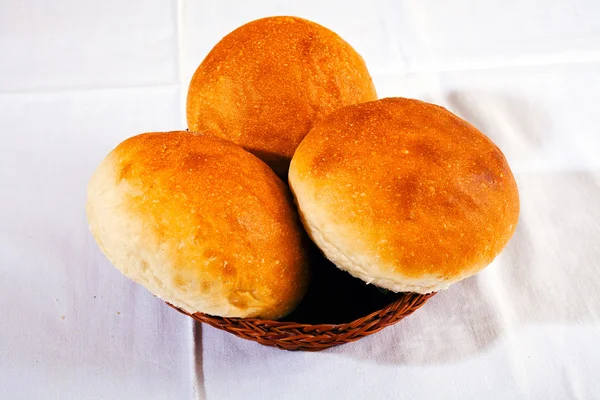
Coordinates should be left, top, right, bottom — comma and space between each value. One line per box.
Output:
1, 1, 599, 399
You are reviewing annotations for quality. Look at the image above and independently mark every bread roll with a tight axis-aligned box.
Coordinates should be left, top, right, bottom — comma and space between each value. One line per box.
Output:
187, 16, 377, 176
289, 98, 520, 294
87, 131, 309, 319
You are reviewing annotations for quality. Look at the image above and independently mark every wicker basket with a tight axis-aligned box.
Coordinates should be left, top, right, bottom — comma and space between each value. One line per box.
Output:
167, 245, 435, 351
168, 291, 434, 351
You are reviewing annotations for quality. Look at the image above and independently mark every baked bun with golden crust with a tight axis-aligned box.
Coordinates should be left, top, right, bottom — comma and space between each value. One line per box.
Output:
289, 98, 519, 294
87, 131, 309, 319
187, 16, 377, 176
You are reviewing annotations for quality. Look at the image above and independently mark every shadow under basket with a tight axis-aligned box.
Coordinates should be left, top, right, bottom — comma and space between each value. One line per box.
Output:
168, 248, 435, 351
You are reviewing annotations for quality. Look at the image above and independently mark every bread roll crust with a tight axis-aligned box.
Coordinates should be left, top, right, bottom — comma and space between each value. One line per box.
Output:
186, 16, 377, 175
87, 131, 309, 319
289, 98, 520, 293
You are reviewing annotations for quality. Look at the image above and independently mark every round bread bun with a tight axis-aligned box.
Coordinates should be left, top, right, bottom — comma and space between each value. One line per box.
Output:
186, 16, 377, 176
289, 98, 520, 294
87, 131, 309, 319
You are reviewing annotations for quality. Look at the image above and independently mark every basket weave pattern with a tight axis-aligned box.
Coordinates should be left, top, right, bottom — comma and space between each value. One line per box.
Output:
168, 291, 435, 351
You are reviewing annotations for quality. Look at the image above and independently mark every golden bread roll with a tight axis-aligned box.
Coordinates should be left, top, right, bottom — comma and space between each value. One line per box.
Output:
289, 98, 520, 294
87, 131, 309, 319
187, 16, 377, 176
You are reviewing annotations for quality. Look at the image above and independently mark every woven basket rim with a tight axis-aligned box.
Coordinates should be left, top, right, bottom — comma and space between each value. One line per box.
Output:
168, 291, 435, 330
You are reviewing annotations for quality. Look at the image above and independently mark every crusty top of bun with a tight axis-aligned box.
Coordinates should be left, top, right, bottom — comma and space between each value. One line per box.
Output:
289, 98, 520, 293
87, 131, 309, 319
187, 16, 377, 176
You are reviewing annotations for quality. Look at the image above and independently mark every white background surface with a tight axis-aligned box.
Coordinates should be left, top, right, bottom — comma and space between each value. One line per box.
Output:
1, 0, 599, 399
